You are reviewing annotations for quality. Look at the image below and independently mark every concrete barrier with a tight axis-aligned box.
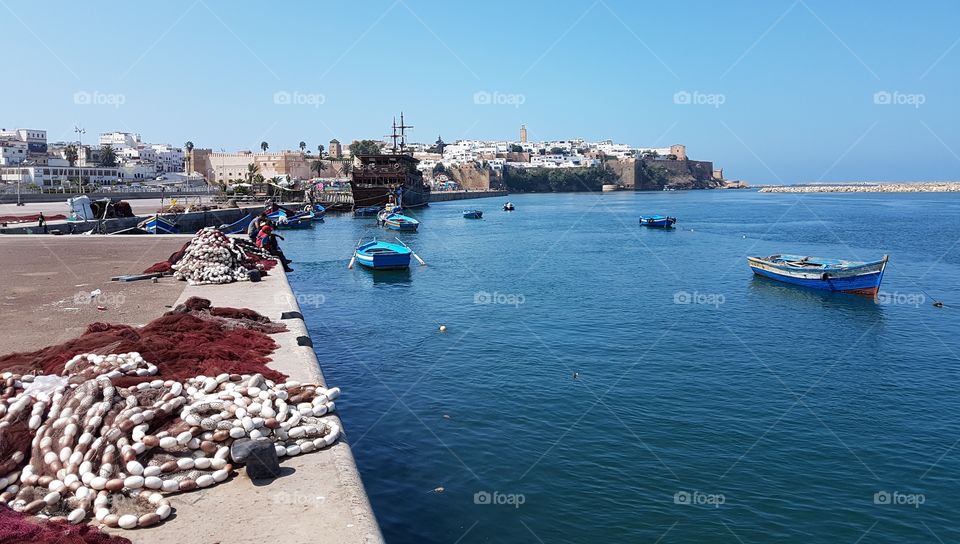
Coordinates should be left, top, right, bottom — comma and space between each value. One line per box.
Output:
429, 189, 508, 202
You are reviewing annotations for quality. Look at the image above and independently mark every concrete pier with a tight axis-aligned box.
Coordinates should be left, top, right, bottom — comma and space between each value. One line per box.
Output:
429, 189, 508, 202
0, 235, 383, 544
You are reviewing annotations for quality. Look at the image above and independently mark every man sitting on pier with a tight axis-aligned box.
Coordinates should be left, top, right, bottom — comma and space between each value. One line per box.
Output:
255, 223, 293, 273
247, 212, 269, 242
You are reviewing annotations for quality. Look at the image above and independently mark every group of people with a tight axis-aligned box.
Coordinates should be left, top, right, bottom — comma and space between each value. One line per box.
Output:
247, 206, 293, 273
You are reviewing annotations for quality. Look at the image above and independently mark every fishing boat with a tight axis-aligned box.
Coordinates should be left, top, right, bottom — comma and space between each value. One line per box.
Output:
139, 215, 179, 234
218, 213, 253, 235
503, 202, 515, 211
379, 211, 420, 232
747, 254, 889, 295
639, 215, 677, 228
306, 204, 326, 220
353, 206, 382, 217
462, 210, 483, 219
354, 240, 412, 270
268, 209, 313, 229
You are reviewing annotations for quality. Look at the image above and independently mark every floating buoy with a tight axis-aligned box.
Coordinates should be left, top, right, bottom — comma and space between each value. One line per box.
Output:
439, 324, 447, 332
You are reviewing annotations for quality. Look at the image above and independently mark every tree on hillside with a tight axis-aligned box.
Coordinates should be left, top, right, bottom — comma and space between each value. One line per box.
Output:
260, 141, 269, 152
509, 144, 523, 153
348, 140, 382, 156
299, 141, 306, 153
64, 144, 78, 167
99, 145, 117, 167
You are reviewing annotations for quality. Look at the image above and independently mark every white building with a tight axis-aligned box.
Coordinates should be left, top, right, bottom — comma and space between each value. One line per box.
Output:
99, 132, 141, 148
0, 140, 28, 165
0, 165, 122, 187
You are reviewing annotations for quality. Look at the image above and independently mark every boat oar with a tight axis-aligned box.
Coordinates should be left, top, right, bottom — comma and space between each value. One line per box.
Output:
347, 238, 362, 269
395, 237, 426, 266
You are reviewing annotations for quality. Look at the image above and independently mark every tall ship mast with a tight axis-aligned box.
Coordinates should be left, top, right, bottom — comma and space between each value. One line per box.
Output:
350, 113, 431, 209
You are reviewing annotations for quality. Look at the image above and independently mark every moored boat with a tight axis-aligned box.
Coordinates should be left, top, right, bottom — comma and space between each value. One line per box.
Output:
354, 240, 412, 270
268, 209, 313, 229
503, 202, 515, 211
639, 215, 677, 228
748, 254, 889, 295
379, 211, 420, 231
218, 213, 253, 235
462, 209, 483, 219
306, 204, 325, 220
353, 206, 382, 217
139, 215, 179, 234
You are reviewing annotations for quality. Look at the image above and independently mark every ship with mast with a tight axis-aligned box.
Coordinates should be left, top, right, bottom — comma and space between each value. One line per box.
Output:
349, 113, 431, 210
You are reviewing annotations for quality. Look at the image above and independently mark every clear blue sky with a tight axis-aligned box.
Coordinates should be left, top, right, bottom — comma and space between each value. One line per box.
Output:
3, 0, 958, 183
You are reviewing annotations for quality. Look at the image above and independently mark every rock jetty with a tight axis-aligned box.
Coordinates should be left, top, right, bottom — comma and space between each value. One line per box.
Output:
760, 182, 960, 193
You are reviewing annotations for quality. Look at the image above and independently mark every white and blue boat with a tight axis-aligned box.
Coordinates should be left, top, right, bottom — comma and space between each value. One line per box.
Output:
268, 209, 313, 229
354, 240, 412, 270
139, 215, 179, 234
748, 254, 889, 296
379, 211, 420, 232
353, 206, 381, 217
639, 215, 677, 228
218, 213, 253, 235
310, 204, 326, 220
462, 210, 483, 219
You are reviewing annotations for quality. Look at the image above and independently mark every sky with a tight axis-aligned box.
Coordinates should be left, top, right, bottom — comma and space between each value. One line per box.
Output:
2, 0, 959, 184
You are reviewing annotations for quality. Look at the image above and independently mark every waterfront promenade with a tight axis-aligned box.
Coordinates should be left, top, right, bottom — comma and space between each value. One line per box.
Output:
0, 235, 383, 544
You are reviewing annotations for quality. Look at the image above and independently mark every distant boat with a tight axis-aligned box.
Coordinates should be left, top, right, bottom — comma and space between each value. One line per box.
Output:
268, 209, 313, 229
462, 210, 483, 219
379, 211, 420, 231
218, 213, 253, 235
748, 254, 889, 295
639, 215, 677, 228
503, 202, 515, 211
353, 206, 382, 217
139, 215, 178, 234
354, 240, 412, 270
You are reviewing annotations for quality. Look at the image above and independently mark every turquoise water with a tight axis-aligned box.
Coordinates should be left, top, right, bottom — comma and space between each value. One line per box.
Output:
284, 191, 960, 543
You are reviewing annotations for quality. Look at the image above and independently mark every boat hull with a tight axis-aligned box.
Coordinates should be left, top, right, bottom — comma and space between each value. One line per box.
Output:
141, 216, 179, 234
748, 255, 888, 295
355, 242, 411, 270
352, 185, 430, 209
640, 216, 676, 228
463, 211, 483, 219
219, 213, 253, 235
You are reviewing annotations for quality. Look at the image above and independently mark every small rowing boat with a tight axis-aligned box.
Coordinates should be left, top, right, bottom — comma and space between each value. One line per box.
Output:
218, 213, 253, 235
353, 206, 381, 217
306, 204, 326, 220
379, 211, 420, 231
747, 254, 889, 296
354, 240, 412, 270
269, 209, 313, 229
139, 215, 179, 234
639, 215, 677, 228
503, 202, 515, 211
462, 210, 483, 219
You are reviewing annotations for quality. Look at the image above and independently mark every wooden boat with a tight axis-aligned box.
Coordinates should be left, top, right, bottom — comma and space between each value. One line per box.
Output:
354, 240, 412, 270
379, 211, 420, 232
639, 215, 677, 228
218, 213, 253, 235
462, 210, 483, 219
268, 209, 313, 229
306, 204, 325, 220
748, 254, 889, 295
139, 215, 179, 234
353, 206, 381, 217
503, 202, 515, 211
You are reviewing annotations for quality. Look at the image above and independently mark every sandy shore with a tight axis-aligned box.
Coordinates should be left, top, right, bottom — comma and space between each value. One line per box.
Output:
759, 182, 960, 193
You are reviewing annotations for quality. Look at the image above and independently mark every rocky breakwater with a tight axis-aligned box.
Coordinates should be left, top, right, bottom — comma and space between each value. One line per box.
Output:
760, 182, 960, 193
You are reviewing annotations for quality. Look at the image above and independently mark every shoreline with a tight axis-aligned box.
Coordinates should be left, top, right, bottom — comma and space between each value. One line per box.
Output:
759, 182, 960, 193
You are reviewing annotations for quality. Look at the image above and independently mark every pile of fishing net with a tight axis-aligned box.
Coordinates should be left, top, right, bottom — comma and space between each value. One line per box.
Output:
0, 213, 67, 225
142, 227, 276, 281
0, 298, 342, 536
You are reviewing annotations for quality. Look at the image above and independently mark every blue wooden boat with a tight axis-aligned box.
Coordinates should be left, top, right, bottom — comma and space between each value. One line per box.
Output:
218, 213, 253, 235
639, 215, 677, 228
748, 254, 889, 296
268, 209, 313, 229
353, 206, 381, 217
503, 202, 515, 211
139, 215, 179, 234
354, 240, 412, 270
310, 204, 326, 220
379, 211, 420, 232
462, 210, 483, 219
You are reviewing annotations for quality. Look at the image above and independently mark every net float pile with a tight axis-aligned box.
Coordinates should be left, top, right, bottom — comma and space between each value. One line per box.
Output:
0, 351, 342, 531
172, 227, 275, 285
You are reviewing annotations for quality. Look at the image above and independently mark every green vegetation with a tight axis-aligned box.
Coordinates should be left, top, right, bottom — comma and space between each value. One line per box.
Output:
349, 139, 382, 156
502, 165, 619, 193
64, 145, 78, 167
260, 141, 269, 152
99, 145, 117, 167
509, 144, 524, 153
312, 159, 325, 177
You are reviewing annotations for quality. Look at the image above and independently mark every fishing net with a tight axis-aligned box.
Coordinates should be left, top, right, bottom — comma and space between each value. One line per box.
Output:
0, 214, 67, 224
141, 228, 277, 280
0, 300, 342, 533
0, 504, 131, 544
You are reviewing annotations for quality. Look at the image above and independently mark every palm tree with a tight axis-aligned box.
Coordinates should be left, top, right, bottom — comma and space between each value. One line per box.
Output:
64, 144, 79, 167
317, 144, 325, 158
184, 141, 194, 174
312, 159, 325, 178
299, 141, 306, 153
260, 141, 269, 152
246, 163, 260, 183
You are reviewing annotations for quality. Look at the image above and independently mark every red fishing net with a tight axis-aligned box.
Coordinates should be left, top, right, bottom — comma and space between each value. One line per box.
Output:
0, 214, 67, 224
0, 505, 131, 544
